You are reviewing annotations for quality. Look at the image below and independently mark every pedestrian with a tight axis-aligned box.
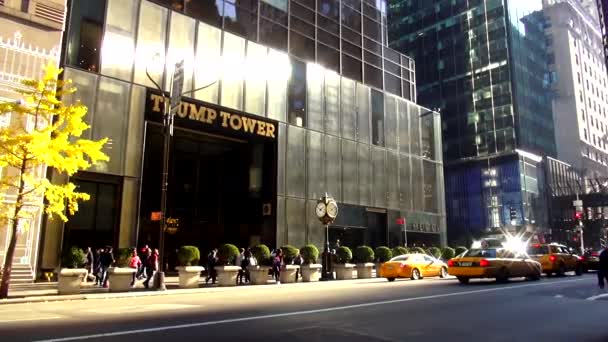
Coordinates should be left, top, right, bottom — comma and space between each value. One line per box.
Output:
205, 248, 218, 284
136, 245, 150, 280
84, 247, 94, 283
598, 248, 608, 289
293, 253, 303, 282
99, 247, 114, 288
273, 248, 283, 284
93, 248, 103, 286
128, 248, 142, 287
236, 248, 245, 285
143, 248, 158, 289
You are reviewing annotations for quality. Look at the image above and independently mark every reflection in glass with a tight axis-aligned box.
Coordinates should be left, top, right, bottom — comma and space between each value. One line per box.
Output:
288, 59, 307, 127
372, 146, 386, 207
342, 139, 358, 204
399, 154, 412, 211
307, 62, 324, 131
223, 2, 257, 40
286, 197, 306, 247
371, 89, 384, 146
421, 114, 435, 159
358, 143, 371, 206
165, 12, 195, 92
66, 0, 106, 72
245, 41, 267, 116
357, 83, 370, 144
398, 99, 410, 154
409, 103, 420, 156
220, 32, 245, 110
134, 2, 168, 88
411, 158, 423, 211
286, 125, 306, 198
385, 95, 397, 150
101, 0, 137, 81
423, 161, 437, 213
324, 71, 340, 136
325, 134, 342, 201
63, 68, 98, 140
387, 151, 399, 209
195, 22, 221, 104
307, 130, 324, 199
267, 49, 290, 122
341, 78, 356, 140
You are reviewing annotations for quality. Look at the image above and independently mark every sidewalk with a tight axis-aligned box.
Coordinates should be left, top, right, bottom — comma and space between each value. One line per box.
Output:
2, 271, 381, 305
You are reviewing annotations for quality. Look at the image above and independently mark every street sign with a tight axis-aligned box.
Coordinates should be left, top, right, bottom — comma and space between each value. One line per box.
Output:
170, 60, 184, 113
396, 217, 406, 225
573, 200, 582, 207
150, 211, 162, 221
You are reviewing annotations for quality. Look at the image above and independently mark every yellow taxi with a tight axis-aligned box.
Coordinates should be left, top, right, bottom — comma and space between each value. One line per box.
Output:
526, 243, 583, 276
448, 247, 541, 284
380, 253, 448, 281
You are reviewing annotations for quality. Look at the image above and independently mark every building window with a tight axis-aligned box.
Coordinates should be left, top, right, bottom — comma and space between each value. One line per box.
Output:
371, 89, 384, 146
21, 0, 29, 12
288, 59, 306, 127
66, 0, 107, 72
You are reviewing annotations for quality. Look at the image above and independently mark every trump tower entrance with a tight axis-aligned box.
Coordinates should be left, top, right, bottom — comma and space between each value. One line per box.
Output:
138, 91, 277, 270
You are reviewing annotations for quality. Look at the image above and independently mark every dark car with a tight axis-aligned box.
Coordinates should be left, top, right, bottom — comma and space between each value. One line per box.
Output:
581, 249, 603, 272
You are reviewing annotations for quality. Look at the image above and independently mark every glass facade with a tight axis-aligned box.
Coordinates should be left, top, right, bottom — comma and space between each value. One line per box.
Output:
389, 0, 555, 241
59, 0, 445, 255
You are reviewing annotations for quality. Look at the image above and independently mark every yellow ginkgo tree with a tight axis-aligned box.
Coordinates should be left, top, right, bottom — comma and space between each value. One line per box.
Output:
0, 63, 108, 299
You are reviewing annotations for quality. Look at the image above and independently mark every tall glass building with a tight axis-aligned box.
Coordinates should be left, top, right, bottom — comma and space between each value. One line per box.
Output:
388, 0, 555, 244
38, 0, 446, 272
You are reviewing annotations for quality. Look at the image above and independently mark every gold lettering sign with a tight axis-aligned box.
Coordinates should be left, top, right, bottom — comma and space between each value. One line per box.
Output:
148, 93, 276, 139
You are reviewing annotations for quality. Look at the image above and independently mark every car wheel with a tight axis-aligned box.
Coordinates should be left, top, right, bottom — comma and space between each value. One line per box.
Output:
496, 267, 509, 283
575, 264, 583, 276
557, 263, 566, 277
439, 266, 448, 278
411, 268, 421, 280
387, 277, 395, 282
457, 276, 469, 284
527, 268, 541, 281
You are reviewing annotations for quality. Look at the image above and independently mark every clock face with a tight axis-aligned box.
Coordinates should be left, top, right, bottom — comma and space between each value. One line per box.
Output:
315, 202, 327, 218
326, 201, 338, 219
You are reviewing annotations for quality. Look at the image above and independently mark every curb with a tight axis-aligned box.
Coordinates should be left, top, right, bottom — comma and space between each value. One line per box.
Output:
0, 277, 389, 305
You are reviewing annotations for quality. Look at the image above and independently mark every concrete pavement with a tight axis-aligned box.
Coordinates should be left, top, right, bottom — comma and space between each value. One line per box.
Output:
0, 273, 605, 341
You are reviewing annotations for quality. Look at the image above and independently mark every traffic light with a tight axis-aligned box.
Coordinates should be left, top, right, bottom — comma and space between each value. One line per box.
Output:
509, 207, 517, 222
574, 211, 582, 220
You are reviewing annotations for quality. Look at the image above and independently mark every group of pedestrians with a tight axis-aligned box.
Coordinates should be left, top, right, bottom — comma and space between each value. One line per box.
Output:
82, 245, 159, 288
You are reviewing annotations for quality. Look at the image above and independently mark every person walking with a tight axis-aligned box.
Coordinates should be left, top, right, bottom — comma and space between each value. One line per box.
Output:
128, 249, 142, 287
99, 247, 114, 288
272, 248, 283, 284
93, 248, 103, 286
84, 247, 94, 283
205, 248, 218, 284
598, 247, 608, 289
236, 248, 245, 285
142, 249, 158, 289
293, 253, 303, 282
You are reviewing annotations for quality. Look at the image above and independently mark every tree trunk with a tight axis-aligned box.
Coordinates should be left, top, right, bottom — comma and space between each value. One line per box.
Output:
0, 218, 19, 298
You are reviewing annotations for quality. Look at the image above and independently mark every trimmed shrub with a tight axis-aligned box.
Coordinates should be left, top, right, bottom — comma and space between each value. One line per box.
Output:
441, 247, 456, 260
375, 246, 393, 262
410, 247, 426, 254
427, 247, 442, 259
300, 245, 319, 264
251, 244, 271, 266
455, 246, 468, 256
353, 246, 375, 263
217, 244, 240, 265
280, 245, 299, 264
61, 246, 86, 268
177, 246, 200, 266
392, 246, 409, 257
115, 248, 132, 267
336, 246, 352, 264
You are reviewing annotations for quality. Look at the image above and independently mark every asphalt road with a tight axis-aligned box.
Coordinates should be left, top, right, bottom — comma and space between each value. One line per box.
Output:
0, 273, 606, 342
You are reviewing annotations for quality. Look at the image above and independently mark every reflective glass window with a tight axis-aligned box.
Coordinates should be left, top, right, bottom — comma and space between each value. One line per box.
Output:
341, 78, 357, 140
342, 54, 362, 82
423, 161, 437, 212
194, 23, 221, 104
184, 0, 222, 27
372, 146, 386, 207
356, 83, 370, 144
223, 4, 258, 41
286, 125, 306, 198
260, 18, 287, 50
399, 154, 412, 211
266, 49, 289, 122
220, 32, 245, 110
134, 2, 168, 88
325, 134, 342, 201
325, 71, 340, 136
317, 0, 339, 21
385, 95, 397, 150
289, 31, 315, 62
358, 143, 371, 206
244, 41, 267, 116
165, 12, 195, 93
342, 139, 358, 204
307, 130, 324, 199
371, 89, 384, 146
66, 0, 106, 72
288, 59, 307, 127
101, 0, 137, 81
307, 63, 325, 131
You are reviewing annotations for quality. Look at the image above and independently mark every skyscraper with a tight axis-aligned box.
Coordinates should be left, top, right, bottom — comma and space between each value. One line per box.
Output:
389, 1, 555, 243
596, 0, 608, 74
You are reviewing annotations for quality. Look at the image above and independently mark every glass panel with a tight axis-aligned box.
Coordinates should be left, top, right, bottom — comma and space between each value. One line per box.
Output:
288, 59, 307, 126
307, 199, 324, 247
63, 68, 98, 140
409, 103, 420, 156
324, 70, 340, 136
101, 0, 137, 81
91, 77, 130, 175
165, 11, 195, 93
134, 2, 168, 88
66, 0, 105, 72
399, 154, 412, 211
245, 41, 267, 116
424, 161, 437, 213
358, 143, 371, 206
372, 146, 386, 207
411, 157, 423, 211
220, 32, 245, 110
286, 197, 306, 247
385, 95, 397, 151
286, 125, 306, 198
387, 150, 399, 209
341, 77, 356, 140
277, 123, 286, 195
371, 89, 384, 146
356, 83, 370, 144
325, 134, 341, 201
223, 3, 258, 41
307, 130, 324, 200
259, 18, 287, 50
421, 113, 435, 159
342, 139, 358, 204
185, 0, 222, 27
276, 196, 286, 245
398, 99, 410, 154
307, 63, 324, 131
194, 22, 221, 104
266, 49, 289, 122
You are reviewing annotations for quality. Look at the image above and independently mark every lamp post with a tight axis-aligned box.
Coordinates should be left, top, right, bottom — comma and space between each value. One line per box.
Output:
145, 55, 217, 290
315, 193, 338, 280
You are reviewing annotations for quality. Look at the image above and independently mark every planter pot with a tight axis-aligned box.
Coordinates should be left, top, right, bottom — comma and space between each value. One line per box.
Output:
279, 265, 300, 284
176, 266, 204, 289
334, 263, 355, 280
58, 268, 86, 295
215, 266, 241, 287
375, 263, 384, 278
300, 264, 322, 282
247, 266, 271, 285
356, 263, 374, 279
108, 267, 136, 293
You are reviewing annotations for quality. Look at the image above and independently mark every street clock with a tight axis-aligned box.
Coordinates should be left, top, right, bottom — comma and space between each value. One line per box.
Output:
316, 193, 338, 225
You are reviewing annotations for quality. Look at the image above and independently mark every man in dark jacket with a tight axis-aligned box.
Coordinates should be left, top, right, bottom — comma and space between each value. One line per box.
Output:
598, 248, 608, 289
99, 247, 114, 288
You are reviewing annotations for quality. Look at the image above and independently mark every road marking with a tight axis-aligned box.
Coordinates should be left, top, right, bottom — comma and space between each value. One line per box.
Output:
34, 278, 587, 342
82, 304, 199, 315
586, 292, 608, 301
0, 316, 61, 323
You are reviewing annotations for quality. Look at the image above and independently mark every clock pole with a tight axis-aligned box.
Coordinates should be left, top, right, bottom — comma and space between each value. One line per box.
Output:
318, 193, 337, 281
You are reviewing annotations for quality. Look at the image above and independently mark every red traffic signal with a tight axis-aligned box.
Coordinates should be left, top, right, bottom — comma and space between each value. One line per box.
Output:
574, 212, 582, 220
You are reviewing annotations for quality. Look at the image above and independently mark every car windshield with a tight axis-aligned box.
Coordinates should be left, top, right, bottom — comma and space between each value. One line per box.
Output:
527, 245, 549, 255
464, 249, 497, 258
389, 256, 409, 262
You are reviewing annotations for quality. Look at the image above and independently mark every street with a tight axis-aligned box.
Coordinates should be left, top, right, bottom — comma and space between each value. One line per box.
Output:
0, 273, 606, 342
